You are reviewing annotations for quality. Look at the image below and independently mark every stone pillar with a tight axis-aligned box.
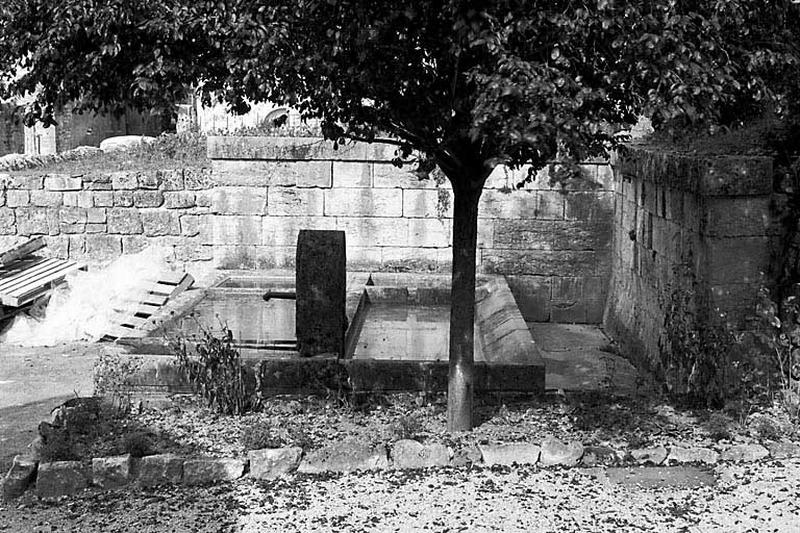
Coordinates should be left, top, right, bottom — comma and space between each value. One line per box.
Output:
295, 229, 347, 357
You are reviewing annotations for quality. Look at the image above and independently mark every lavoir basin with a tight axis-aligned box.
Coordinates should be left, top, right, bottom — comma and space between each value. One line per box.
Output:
124, 272, 545, 397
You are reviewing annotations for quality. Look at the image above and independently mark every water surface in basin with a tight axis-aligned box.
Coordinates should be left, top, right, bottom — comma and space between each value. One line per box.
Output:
353, 303, 483, 361
173, 294, 295, 345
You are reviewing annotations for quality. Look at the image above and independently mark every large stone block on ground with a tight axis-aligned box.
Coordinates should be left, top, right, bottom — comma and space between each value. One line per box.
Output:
2, 455, 38, 500
248, 447, 303, 479
136, 454, 184, 487
479, 443, 540, 466
391, 440, 451, 469
667, 447, 719, 465
768, 441, 800, 459
296, 229, 346, 357
539, 437, 584, 467
182, 458, 246, 486
298, 440, 389, 473
630, 446, 668, 465
51, 397, 102, 432
36, 461, 90, 499
720, 444, 769, 463
92, 455, 132, 489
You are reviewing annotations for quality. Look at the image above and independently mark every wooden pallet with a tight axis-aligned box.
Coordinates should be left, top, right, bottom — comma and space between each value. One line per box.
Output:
102, 272, 195, 340
0, 255, 86, 307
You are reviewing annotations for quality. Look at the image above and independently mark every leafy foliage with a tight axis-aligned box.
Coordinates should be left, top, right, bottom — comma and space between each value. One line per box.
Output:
172, 324, 259, 416
1, 1, 797, 182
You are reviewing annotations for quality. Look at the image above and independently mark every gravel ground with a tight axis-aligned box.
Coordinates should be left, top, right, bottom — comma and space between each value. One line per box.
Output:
1, 458, 798, 532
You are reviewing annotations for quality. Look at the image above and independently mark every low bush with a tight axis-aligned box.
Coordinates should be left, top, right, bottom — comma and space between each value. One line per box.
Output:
751, 287, 800, 423
172, 324, 259, 416
661, 265, 744, 407
391, 413, 424, 441
93, 352, 143, 416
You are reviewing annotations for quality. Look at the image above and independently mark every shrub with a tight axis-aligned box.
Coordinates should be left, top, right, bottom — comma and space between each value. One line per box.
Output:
172, 324, 258, 416
391, 413, 424, 441
240, 423, 283, 451
93, 352, 143, 416
704, 412, 734, 442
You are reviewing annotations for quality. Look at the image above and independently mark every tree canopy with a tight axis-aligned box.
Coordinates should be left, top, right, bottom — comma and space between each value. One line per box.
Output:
2, 0, 798, 430
2, 1, 797, 170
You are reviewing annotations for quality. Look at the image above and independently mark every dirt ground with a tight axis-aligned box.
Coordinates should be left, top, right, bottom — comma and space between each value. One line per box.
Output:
0, 344, 103, 471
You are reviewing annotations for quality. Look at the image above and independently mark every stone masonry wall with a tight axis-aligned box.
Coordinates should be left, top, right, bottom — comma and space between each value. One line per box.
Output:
604, 146, 777, 372
0, 169, 213, 265
208, 137, 614, 323
0, 137, 614, 324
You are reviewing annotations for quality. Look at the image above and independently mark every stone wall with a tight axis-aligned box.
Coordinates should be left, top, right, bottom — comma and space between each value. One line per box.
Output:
604, 146, 777, 372
208, 137, 614, 323
0, 169, 213, 265
0, 136, 614, 324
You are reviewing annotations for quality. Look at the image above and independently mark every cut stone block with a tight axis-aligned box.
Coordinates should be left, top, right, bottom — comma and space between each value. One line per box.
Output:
298, 440, 388, 473
248, 447, 303, 479
136, 454, 184, 487
295, 229, 346, 357
667, 447, 719, 465
182, 458, 245, 486
768, 441, 800, 460
479, 443, 540, 466
2, 455, 38, 500
44, 175, 82, 191
720, 444, 769, 463
92, 455, 132, 489
580, 446, 620, 466
391, 440, 451, 469
539, 437, 584, 467
630, 446, 668, 465
36, 461, 90, 499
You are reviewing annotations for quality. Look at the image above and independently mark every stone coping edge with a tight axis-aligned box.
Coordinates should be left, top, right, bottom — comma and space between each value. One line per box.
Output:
4, 437, 798, 501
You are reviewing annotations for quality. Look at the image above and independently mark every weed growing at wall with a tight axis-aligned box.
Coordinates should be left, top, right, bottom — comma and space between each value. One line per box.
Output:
752, 287, 800, 423
661, 265, 742, 407
93, 352, 143, 416
172, 323, 259, 416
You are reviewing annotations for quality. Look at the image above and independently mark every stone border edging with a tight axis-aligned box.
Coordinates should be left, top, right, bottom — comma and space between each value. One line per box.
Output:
4, 436, 799, 501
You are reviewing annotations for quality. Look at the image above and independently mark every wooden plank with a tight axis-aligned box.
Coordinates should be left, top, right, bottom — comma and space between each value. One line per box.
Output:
122, 290, 169, 307
0, 237, 45, 266
150, 271, 188, 285
0, 260, 76, 294
148, 273, 194, 296
4, 284, 57, 308
0, 258, 60, 291
1, 262, 83, 306
103, 325, 149, 339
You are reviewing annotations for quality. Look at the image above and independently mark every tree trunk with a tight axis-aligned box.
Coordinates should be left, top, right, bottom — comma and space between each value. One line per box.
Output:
447, 182, 482, 432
